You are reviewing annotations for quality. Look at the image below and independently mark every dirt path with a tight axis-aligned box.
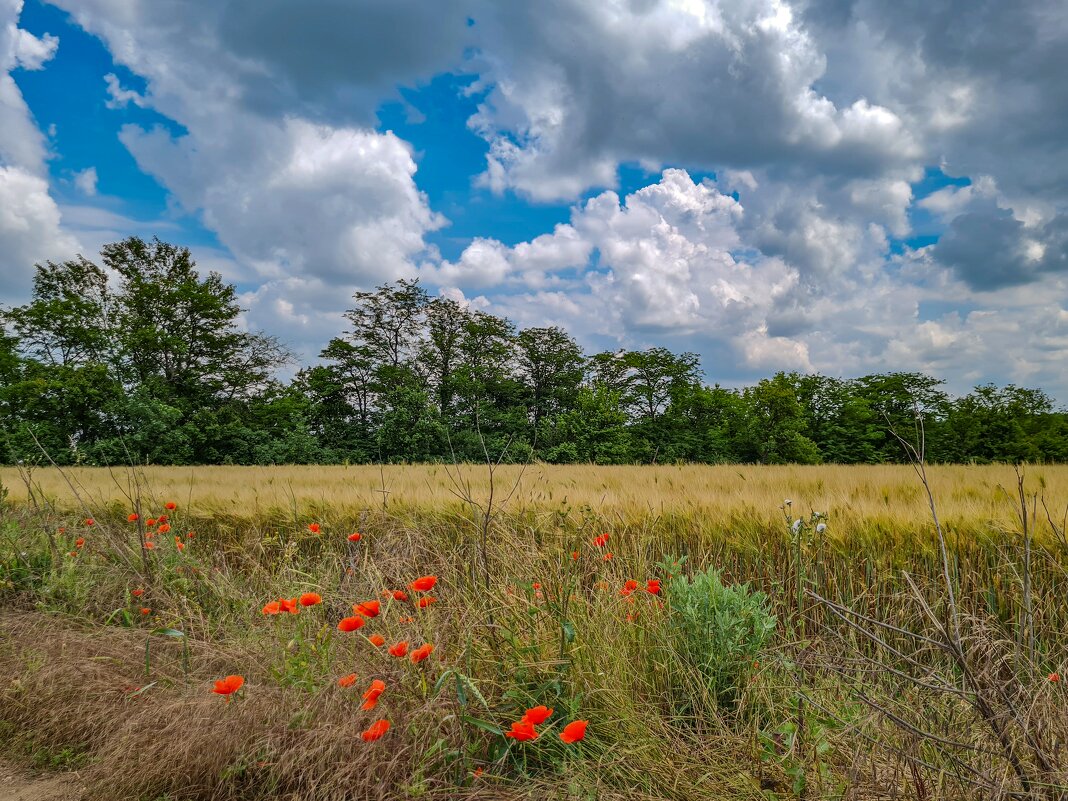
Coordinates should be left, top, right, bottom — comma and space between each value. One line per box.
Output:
0, 759, 82, 801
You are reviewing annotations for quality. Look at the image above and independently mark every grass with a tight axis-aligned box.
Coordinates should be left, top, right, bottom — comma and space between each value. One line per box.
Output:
1, 462, 1067, 799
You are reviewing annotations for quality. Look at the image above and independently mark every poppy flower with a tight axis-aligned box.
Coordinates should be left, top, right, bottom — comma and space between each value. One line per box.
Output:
279, 598, 299, 614
593, 533, 609, 547
158, 515, 168, 523
571, 551, 580, 560
522, 706, 552, 725
308, 523, 321, 534
176, 541, 185, 552
417, 596, 437, 608
368, 633, 385, 647
338, 673, 358, 688
504, 720, 538, 741
354, 600, 380, 618
532, 582, 541, 590
603, 553, 613, 561
646, 579, 661, 595
1050, 672, 1061, 683
165, 502, 177, 511
85, 518, 95, 527
263, 601, 281, 615
361, 679, 385, 709
348, 532, 362, 542
131, 588, 144, 598
620, 579, 638, 596
299, 592, 322, 607
144, 542, 155, 550
389, 590, 408, 602
157, 523, 171, 534
388, 641, 409, 658
140, 607, 151, 615
146, 518, 157, 527
212, 674, 244, 697
361, 719, 390, 742
186, 531, 195, 539
338, 616, 365, 632
127, 513, 139, 522
75, 537, 85, 548
410, 643, 434, 664
410, 575, 437, 592
559, 720, 588, 744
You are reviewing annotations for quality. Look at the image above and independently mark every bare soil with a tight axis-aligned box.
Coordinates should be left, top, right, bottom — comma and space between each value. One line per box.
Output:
0, 759, 82, 801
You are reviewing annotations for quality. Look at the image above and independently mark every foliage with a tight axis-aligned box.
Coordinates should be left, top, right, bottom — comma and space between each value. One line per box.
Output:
1, 238, 1067, 466
665, 563, 776, 712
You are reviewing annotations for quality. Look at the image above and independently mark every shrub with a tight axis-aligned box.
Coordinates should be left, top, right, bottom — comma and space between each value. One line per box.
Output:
665, 564, 776, 713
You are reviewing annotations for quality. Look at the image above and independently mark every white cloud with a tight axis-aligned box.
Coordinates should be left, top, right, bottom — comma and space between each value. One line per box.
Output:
73, 166, 97, 196
0, 0, 79, 299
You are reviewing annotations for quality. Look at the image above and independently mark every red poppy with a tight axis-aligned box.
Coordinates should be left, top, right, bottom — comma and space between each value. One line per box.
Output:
620, 579, 638, 596
140, 607, 151, 615
165, 502, 177, 511
388, 641, 409, 658
85, 518, 95, 527
131, 588, 144, 598
338, 673, 358, 688
571, 551, 580, 560
646, 579, 661, 595
354, 600, 380, 618
368, 633, 385, 647
338, 616, 365, 632
280, 598, 299, 614
389, 590, 409, 602
262, 601, 281, 615
361, 719, 390, 742
158, 515, 168, 523
144, 541, 155, 550
1050, 672, 1061, 683
75, 537, 85, 548
176, 540, 185, 552
146, 518, 157, 527
299, 592, 322, 607
559, 720, 588, 744
532, 582, 541, 590
593, 533, 609, 547
157, 523, 172, 534
186, 531, 195, 539
127, 513, 139, 522
522, 705, 552, 725
361, 679, 385, 709
410, 643, 434, 664
417, 596, 438, 608
212, 674, 244, 696
347, 532, 362, 542
308, 523, 321, 534
410, 575, 437, 592
504, 720, 538, 741
603, 553, 613, 561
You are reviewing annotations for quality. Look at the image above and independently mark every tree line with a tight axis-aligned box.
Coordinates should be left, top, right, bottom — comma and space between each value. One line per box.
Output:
2, 238, 1065, 466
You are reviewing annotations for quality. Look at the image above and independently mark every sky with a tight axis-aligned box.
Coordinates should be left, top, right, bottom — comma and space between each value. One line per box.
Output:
1, 0, 1067, 400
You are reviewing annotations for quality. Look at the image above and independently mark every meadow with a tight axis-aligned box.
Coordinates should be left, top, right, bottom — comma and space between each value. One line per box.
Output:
1, 463, 1067, 800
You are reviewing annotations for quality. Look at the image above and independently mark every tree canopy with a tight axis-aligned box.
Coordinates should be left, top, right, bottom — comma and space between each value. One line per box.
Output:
2, 238, 1066, 466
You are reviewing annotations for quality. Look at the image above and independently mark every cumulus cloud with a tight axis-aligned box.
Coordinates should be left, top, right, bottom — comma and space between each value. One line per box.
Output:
0, 0, 79, 299
19, 0, 1068, 398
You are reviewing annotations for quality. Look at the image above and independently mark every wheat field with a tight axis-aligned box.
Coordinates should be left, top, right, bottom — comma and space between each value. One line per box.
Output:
4, 462, 1065, 538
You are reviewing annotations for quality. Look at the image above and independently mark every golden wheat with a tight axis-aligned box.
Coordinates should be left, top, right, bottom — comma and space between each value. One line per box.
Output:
4, 463, 1064, 538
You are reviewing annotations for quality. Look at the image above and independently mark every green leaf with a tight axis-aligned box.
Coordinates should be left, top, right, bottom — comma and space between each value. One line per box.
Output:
460, 715, 503, 737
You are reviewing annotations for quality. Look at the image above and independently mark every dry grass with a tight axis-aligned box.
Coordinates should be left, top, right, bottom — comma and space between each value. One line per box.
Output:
5, 463, 1066, 539
2, 463, 1068, 800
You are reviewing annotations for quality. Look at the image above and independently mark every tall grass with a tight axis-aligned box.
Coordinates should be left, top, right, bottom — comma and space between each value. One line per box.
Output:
1, 463, 1067, 799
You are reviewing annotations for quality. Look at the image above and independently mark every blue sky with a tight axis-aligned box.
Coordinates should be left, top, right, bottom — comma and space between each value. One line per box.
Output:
2, 0, 1066, 399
